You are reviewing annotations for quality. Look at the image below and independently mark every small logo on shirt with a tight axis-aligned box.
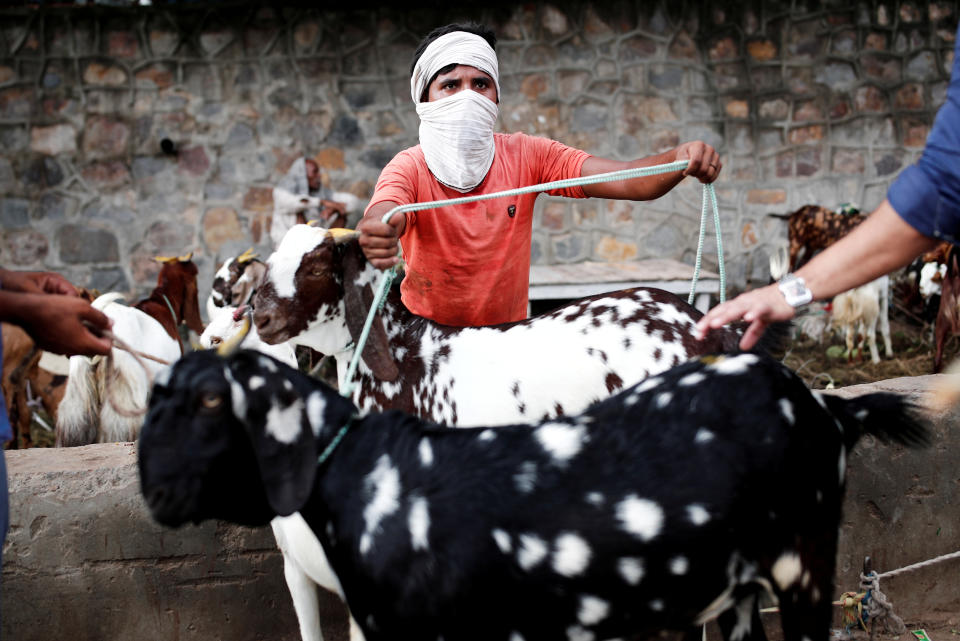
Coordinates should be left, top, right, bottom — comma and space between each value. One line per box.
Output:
507, 205, 516, 218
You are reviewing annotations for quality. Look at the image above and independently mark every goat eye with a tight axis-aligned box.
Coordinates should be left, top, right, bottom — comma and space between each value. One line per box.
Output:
209, 337, 222, 346
200, 392, 223, 410
311, 268, 324, 277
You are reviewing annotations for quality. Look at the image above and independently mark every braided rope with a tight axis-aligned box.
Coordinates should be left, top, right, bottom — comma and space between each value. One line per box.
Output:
877, 549, 960, 579
860, 571, 905, 638
340, 161, 725, 399
93, 328, 171, 418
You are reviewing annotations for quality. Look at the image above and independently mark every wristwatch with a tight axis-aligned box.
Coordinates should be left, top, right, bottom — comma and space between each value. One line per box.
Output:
777, 273, 813, 307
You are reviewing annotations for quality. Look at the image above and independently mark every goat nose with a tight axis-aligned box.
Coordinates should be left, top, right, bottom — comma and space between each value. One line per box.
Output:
254, 309, 271, 331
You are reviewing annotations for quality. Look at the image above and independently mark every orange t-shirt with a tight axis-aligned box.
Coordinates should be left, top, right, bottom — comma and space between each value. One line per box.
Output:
366, 132, 591, 326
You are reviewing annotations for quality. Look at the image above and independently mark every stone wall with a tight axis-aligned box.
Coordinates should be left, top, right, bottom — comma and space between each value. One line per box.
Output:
3, 375, 959, 640
0, 1, 957, 307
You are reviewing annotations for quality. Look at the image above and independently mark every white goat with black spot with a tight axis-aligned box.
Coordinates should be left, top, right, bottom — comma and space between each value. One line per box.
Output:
139, 349, 929, 641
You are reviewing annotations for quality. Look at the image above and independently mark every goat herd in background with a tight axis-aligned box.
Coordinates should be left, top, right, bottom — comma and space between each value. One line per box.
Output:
0, 203, 947, 640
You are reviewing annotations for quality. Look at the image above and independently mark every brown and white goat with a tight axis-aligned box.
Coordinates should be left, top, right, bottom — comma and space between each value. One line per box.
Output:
769, 204, 867, 271
934, 245, 960, 373
253, 225, 773, 426
250, 225, 784, 641
1, 324, 66, 448
56, 255, 203, 446
207, 248, 268, 322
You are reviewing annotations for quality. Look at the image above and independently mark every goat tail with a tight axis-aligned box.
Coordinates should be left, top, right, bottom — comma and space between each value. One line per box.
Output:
55, 355, 102, 447
820, 392, 932, 452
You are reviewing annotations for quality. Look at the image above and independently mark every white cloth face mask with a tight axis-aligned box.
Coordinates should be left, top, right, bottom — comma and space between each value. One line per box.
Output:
416, 89, 499, 192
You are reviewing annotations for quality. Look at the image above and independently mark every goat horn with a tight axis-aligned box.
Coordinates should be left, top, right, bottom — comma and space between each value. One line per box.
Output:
329, 228, 360, 244
178, 252, 193, 262
216, 311, 252, 357
153, 255, 177, 264
306, 219, 319, 227
236, 248, 258, 264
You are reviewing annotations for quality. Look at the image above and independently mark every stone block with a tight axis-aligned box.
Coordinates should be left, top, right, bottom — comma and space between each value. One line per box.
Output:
0, 197, 30, 229
896, 83, 925, 109
541, 5, 570, 36
758, 98, 789, 120
669, 31, 698, 60
38, 193, 74, 221
82, 117, 131, 160
0, 87, 36, 119
2, 229, 48, 265
57, 225, 120, 264
107, 30, 139, 58
746, 189, 786, 205
82, 160, 132, 189
708, 35, 738, 61
816, 61, 858, 89
551, 231, 590, 262
29, 123, 76, 156
832, 148, 866, 174
796, 147, 823, 177
22, 156, 64, 189
90, 265, 129, 292
145, 220, 196, 255
135, 63, 175, 90
862, 54, 901, 83
203, 207, 246, 254
788, 124, 824, 144
747, 38, 778, 61
82, 61, 128, 86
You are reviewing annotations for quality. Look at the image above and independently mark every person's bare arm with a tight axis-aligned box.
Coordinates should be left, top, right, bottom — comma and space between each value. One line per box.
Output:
581, 141, 722, 200
357, 201, 407, 270
695, 199, 940, 349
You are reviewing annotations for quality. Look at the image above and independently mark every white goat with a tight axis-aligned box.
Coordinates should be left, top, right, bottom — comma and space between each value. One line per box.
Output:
57, 293, 180, 445
830, 275, 893, 364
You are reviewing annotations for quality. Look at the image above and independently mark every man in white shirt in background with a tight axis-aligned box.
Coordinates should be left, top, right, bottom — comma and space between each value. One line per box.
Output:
270, 156, 361, 247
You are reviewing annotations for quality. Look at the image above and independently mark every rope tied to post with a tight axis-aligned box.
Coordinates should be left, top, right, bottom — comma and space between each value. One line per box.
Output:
339, 160, 726, 399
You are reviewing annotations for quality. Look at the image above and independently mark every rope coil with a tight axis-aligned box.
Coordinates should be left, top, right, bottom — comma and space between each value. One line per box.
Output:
340, 160, 725, 399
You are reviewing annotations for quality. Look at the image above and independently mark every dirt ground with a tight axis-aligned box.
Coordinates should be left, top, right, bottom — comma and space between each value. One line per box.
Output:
776, 299, 958, 389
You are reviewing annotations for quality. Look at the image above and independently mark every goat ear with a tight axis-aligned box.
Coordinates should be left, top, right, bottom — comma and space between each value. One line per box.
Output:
232, 262, 267, 307
340, 241, 400, 382
244, 410, 318, 517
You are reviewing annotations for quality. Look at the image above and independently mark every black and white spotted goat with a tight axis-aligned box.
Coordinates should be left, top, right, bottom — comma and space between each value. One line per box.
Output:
253, 225, 779, 424
139, 348, 929, 641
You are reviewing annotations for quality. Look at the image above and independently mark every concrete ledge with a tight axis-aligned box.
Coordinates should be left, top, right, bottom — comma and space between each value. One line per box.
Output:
3, 376, 959, 640
2, 442, 348, 641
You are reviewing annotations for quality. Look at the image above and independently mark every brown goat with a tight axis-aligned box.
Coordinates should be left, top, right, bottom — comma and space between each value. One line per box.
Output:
137, 253, 205, 348
2, 286, 98, 448
770, 204, 867, 271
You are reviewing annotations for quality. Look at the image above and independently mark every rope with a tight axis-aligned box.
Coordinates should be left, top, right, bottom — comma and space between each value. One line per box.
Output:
80, 323, 172, 419
339, 160, 726, 399
876, 549, 960, 579
859, 571, 905, 638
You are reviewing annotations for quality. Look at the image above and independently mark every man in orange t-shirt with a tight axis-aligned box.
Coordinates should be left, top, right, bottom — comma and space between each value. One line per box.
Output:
358, 22, 722, 327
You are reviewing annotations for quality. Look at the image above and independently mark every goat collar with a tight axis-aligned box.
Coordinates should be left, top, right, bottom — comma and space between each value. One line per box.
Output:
316, 414, 358, 467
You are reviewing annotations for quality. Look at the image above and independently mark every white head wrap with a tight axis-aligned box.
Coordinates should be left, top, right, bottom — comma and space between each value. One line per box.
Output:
410, 31, 501, 104
410, 31, 501, 192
